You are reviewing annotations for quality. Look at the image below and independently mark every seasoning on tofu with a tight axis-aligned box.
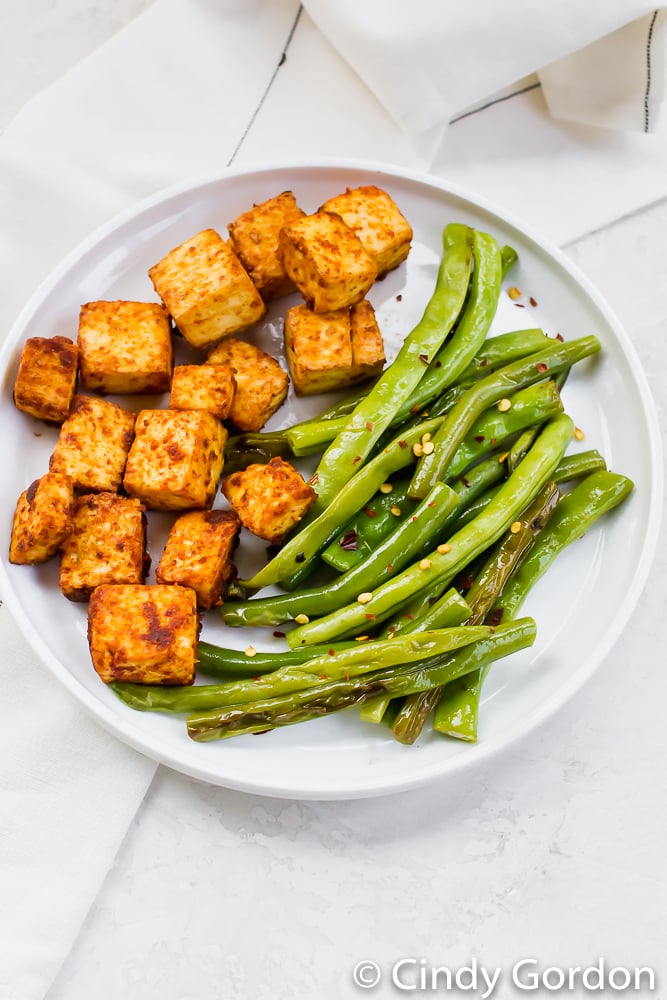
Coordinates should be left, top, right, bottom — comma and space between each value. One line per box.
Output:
49, 394, 136, 493
222, 456, 317, 544
206, 338, 288, 432
278, 211, 378, 313
155, 509, 241, 609
9, 473, 75, 565
319, 185, 413, 277
59, 493, 148, 602
169, 363, 236, 420
13, 336, 78, 424
77, 300, 173, 394
148, 228, 266, 350
284, 299, 385, 396
227, 191, 305, 301
87, 584, 198, 685
123, 408, 226, 510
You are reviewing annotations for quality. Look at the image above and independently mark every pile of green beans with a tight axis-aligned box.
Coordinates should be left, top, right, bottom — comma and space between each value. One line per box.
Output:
109, 220, 635, 748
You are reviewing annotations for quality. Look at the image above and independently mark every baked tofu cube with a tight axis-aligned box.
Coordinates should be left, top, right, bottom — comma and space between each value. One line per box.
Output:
206, 338, 288, 432
278, 211, 378, 312
13, 336, 78, 424
123, 408, 226, 510
222, 457, 317, 544
9, 473, 75, 564
77, 300, 173, 394
156, 509, 240, 609
49, 395, 136, 492
320, 185, 413, 277
59, 493, 148, 602
350, 300, 385, 380
148, 228, 266, 349
88, 584, 198, 685
169, 363, 236, 420
284, 305, 353, 396
227, 191, 305, 300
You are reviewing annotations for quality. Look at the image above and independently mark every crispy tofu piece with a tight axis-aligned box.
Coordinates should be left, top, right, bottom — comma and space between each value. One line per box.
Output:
278, 211, 378, 312
148, 228, 266, 349
13, 336, 78, 424
9, 474, 75, 564
88, 584, 198, 685
77, 300, 173, 394
49, 395, 136, 492
350, 300, 385, 380
156, 509, 240, 609
227, 191, 305, 300
59, 493, 148, 602
206, 338, 288, 432
320, 185, 413, 277
222, 456, 317, 544
123, 408, 226, 511
284, 305, 353, 396
169, 363, 236, 420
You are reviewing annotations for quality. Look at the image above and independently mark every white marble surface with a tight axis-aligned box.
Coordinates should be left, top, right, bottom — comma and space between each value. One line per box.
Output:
3, 4, 667, 998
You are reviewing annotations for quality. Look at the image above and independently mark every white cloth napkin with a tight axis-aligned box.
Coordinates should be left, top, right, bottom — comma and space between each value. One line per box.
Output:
1, 2, 666, 997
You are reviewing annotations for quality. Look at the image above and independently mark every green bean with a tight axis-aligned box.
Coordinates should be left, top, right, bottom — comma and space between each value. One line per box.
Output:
311, 226, 473, 507
114, 627, 490, 713
223, 432, 291, 474
409, 335, 601, 498
452, 329, 548, 387
186, 618, 536, 740
240, 417, 444, 590
222, 481, 459, 627
321, 482, 416, 573
501, 245, 519, 278
553, 450, 607, 483
195, 639, 358, 679
287, 414, 574, 646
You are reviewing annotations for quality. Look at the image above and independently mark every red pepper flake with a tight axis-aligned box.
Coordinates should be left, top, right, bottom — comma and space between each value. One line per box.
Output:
254, 676, 262, 682
328, 649, 335, 656
459, 574, 474, 591
399, 439, 408, 449
487, 607, 505, 627
529, 296, 538, 307
364, 507, 377, 518
33, 431, 42, 437
419, 353, 429, 364
490, 437, 497, 446
435, 360, 442, 369
474, 435, 485, 443
366, 421, 373, 431
396, 294, 402, 302
536, 362, 548, 373
427, 501, 436, 508
461, 476, 471, 487
365, 613, 376, 621
353, 455, 361, 464
556, 332, 564, 342
320, 674, 328, 680
411, 515, 417, 522
410, 404, 420, 415
339, 529, 358, 551
514, 303, 525, 308
479, 358, 488, 367
387, 563, 393, 573
295, 552, 305, 563
403, 613, 415, 620
309, 472, 319, 485
272, 630, 286, 638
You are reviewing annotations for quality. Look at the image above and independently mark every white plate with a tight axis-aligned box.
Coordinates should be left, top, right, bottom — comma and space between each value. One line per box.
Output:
0, 161, 662, 799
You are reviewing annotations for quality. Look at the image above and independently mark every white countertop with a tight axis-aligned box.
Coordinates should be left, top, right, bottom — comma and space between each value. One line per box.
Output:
3, 4, 666, 998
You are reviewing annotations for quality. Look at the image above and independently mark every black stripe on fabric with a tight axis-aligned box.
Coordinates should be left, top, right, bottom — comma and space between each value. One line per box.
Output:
644, 10, 659, 133
449, 81, 542, 126
227, 4, 303, 166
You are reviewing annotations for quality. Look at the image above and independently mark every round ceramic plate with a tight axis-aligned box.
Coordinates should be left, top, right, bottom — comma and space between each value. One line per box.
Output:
0, 161, 661, 799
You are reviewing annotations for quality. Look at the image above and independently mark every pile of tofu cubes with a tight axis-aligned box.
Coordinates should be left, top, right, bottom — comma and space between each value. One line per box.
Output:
9, 184, 413, 687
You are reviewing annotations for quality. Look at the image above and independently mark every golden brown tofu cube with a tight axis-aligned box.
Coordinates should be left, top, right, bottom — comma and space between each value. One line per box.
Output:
320, 185, 413, 277
148, 228, 266, 349
13, 336, 78, 424
278, 211, 377, 313
87, 584, 198, 685
156, 509, 240, 609
123, 408, 226, 511
350, 300, 385, 380
49, 395, 136, 492
228, 191, 305, 301
284, 305, 353, 396
59, 493, 148, 602
169, 363, 236, 420
222, 457, 317, 544
77, 300, 173, 394
9, 474, 75, 565
206, 338, 288, 432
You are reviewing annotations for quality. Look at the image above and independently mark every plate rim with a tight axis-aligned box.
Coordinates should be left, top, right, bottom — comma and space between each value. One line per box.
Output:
0, 157, 662, 799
